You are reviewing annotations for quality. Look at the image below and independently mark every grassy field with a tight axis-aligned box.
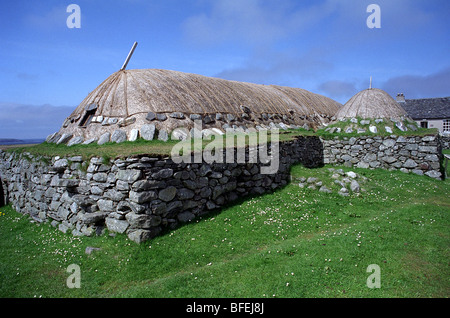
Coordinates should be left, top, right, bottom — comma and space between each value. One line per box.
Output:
0, 163, 448, 298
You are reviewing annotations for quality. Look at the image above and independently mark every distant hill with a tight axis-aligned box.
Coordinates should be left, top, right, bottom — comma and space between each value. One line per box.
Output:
0, 138, 24, 144
0, 138, 44, 145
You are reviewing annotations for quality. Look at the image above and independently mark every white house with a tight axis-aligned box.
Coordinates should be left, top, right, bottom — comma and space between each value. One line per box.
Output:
397, 94, 450, 134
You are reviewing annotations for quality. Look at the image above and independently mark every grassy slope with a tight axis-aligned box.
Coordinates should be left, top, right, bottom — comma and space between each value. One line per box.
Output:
0, 164, 448, 298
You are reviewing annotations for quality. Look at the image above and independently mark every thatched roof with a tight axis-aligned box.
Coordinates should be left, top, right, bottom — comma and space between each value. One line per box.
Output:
52, 68, 341, 144
73, 69, 339, 117
335, 88, 408, 120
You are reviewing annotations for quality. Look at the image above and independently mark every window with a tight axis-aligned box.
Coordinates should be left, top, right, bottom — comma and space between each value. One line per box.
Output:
420, 121, 428, 128
443, 119, 450, 132
78, 109, 96, 127
78, 103, 98, 127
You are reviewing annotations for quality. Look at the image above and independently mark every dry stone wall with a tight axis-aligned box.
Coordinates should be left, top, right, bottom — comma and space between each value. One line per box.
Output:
322, 134, 443, 179
0, 136, 323, 243
0, 133, 444, 243
441, 135, 450, 149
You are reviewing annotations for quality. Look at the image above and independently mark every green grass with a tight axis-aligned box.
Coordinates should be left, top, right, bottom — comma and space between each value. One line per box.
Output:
1, 164, 448, 298
316, 118, 438, 139
3, 130, 310, 161
443, 149, 450, 177
3, 138, 179, 160
3, 126, 437, 161
2, 121, 438, 161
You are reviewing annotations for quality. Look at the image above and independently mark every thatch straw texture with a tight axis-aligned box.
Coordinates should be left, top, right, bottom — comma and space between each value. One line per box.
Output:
53, 68, 342, 144
335, 88, 408, 120
72, 69, 340, 118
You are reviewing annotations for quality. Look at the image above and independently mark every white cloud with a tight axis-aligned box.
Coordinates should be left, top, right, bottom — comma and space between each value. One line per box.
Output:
382, 67, 450, 99
183, 0, 280, 47
182, 0, 342, 48
318, 80, 357, 100
24, 5, 67, 30
0, 103, 73, 139
217, 50, 333, 86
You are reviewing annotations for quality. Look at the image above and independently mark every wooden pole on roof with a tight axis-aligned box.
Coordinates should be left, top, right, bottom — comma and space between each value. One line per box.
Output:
120, 41, 138, 71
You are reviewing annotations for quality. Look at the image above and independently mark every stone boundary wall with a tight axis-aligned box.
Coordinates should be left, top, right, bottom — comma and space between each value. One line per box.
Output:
441, 135, 450, 149
0, 136, 323, 243
0, 133, 444, 243
322, 134, 443, 179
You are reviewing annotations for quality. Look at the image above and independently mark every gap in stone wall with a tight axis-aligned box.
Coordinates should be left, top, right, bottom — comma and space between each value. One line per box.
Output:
0, 178, 5, 207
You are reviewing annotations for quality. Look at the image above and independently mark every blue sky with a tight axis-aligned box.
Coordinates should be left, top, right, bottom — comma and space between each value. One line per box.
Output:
0, 0, 449, 139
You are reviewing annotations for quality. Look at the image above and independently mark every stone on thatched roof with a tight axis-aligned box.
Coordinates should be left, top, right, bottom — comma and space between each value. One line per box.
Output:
55, 68, 341, 143
335, 88, 408, 120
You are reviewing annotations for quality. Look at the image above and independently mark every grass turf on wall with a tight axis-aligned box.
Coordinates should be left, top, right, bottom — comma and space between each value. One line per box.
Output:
3, 126, 436, 160
1, 132, 290, 160
0, 164, 448, 298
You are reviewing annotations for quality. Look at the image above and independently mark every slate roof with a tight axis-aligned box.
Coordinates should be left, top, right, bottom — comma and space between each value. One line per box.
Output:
399, 97, 450, 120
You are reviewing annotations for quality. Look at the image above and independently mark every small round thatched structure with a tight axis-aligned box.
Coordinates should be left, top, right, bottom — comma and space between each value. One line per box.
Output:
335, 88, 408, 120
50, 69, 341, 145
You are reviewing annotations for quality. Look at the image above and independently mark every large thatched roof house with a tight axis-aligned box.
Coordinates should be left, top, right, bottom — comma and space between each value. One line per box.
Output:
48, 68, 341, 145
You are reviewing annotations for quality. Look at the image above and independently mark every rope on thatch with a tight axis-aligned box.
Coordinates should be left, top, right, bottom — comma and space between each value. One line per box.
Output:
335, 88, 408, 120
70, 68, 340, 120
123, 71, 129, 117
138, 70, 176, 113
108, 73, 122, 114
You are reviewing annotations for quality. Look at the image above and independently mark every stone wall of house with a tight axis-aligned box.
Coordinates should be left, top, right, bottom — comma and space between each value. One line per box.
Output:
0, 136, 323, 243
322, 134, 443, 179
